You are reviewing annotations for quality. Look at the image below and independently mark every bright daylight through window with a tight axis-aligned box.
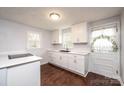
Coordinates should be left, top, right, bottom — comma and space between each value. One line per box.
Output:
91, 27, 118, 53
62, 28, 73, 49
27, 32, 40, 49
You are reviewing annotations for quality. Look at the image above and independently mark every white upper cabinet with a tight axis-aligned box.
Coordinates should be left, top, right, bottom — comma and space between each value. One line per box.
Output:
52, 30, 62, 44
72, 22, 88, 43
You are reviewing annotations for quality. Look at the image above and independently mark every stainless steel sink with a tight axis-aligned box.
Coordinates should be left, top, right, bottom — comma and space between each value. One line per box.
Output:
59, 50, 70, 52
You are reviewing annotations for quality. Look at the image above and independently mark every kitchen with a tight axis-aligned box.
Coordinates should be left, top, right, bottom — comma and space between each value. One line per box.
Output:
0, 7, 124, 86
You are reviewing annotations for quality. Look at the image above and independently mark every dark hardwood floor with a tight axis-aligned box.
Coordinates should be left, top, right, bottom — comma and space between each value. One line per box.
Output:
41, 63, 121, 86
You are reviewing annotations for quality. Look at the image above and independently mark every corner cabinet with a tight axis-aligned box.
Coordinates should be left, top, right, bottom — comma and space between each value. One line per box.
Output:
48, 51, 89, 76
72, 22, 88, 43
52, 30, 62, 44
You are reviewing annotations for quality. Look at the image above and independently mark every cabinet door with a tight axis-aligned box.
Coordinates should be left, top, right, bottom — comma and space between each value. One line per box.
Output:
7, 61, 40, 86
51, 52, 61, 65
72, 22, 88, 43
0, 68, 7, 86
52, 30, 62, 44
68, 55, 85, 75
79, 22, 88, 42
49, 52, 69, 69
61, 53, 68, 68
55, 53, 62, 66
48, 52, 53, 63
51, 52, 57, 64
48, 52, 54, 64
68, 54, 77, 71
72, 25, 78, 43
52, 31, 57, 43
75, 55, 85, 74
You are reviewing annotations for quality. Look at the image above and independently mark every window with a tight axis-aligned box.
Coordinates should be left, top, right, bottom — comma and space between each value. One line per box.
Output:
91, 27, 118, 53
27, 32, 40, 49
62, 28, 73, 49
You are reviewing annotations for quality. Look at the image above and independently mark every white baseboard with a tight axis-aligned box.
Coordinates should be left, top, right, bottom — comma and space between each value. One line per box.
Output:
48, 62, 88, 77
117, 76, 124, 86
84, 72, 89, 77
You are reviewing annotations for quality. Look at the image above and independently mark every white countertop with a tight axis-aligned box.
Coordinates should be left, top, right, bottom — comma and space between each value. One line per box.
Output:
0, 55, 42, 69
48, 49, 90, 55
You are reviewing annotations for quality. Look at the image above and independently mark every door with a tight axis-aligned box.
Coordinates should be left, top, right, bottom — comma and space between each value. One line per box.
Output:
90, 24, 120, 79
91, 53, 119, 78
7, 61, 40, 86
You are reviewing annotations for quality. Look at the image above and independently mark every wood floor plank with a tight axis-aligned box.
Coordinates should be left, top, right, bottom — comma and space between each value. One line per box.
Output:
41, 63, 120, 86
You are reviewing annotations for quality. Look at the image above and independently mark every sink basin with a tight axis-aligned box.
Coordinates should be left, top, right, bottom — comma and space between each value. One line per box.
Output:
59, 50, 70, 52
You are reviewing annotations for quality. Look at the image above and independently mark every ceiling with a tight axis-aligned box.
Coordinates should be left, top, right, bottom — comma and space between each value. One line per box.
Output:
0, 7, 123, 31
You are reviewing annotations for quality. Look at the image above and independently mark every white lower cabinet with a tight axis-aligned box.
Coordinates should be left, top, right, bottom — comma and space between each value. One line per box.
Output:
49, 52, 60, 65
7, 61, 40, 86
48, 52, 89, 76
75, 55, 85, 74
68, 54, 77, 71
0, 61, 40, 86
49, 52, 69, 68
52, 53, 58, 65
68, 55, 85, 74
60, 53, 68, 68
0, 68, 7, 86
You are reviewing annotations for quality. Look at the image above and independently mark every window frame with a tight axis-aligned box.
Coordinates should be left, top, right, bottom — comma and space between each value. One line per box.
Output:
62, 28, 73, 49
27, 31, 41, 49
90, 24, 118, 53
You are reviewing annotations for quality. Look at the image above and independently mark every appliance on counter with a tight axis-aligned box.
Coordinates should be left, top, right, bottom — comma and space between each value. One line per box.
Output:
8, 53, 33, 59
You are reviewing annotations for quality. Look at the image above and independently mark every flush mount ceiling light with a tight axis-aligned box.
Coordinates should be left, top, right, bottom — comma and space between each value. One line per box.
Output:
49, 12, 61, 21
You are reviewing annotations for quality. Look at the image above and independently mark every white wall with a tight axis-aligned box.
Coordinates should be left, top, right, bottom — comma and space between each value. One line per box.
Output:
0, 19, 52, 64
121, 11, 124, 82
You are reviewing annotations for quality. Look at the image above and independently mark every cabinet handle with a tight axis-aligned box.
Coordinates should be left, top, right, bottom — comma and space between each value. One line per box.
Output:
74, 60, 76, 63
60, 56, 62, 60
116, 70, 119, 74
